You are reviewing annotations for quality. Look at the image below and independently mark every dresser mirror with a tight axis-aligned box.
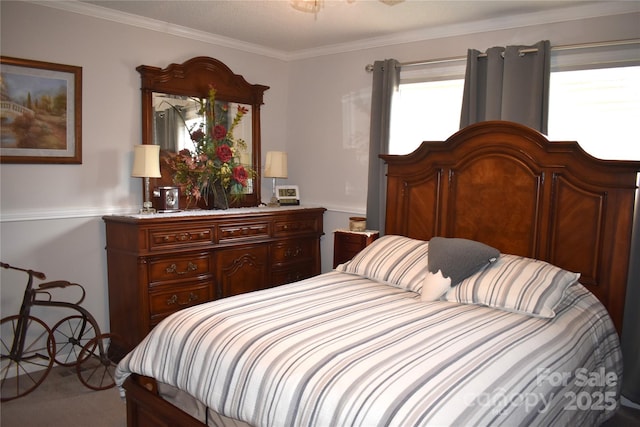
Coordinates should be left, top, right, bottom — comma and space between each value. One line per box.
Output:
137, 56, 269, 208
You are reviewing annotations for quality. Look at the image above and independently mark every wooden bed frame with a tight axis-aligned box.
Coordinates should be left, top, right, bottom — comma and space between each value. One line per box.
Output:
123, 121, 640, 426
382, 121, 638, 334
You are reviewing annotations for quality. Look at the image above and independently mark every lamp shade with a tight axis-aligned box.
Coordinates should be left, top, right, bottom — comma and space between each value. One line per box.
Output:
264, 151, 288, 178
132, 144, 161, 178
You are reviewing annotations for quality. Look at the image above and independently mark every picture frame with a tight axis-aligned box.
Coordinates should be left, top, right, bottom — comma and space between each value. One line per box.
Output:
1, 56, 82, 164
276, 185, 300, 205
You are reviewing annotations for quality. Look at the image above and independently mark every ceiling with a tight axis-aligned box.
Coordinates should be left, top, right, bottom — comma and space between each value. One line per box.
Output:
62, 1, 634, 59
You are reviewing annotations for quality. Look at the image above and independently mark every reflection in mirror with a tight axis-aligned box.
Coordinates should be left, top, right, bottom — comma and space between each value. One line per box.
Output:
152, 93, 255, 198
152, 93, 196, 152
152, 93, 253, 161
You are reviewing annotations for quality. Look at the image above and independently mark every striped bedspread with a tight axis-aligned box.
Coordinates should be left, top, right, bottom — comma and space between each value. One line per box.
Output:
115, 271, 622, 427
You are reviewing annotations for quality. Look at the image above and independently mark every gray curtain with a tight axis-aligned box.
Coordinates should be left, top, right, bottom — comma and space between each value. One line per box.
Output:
622, 188, 640, 403
154, 109, 182, 151
460, 40, 550, 133
366, 59, 400, 235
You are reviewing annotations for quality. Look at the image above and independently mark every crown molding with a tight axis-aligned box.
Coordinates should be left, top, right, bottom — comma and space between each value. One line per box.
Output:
32, 1, 639, 62
288, 2, 640, 60
31, 0, 289, 60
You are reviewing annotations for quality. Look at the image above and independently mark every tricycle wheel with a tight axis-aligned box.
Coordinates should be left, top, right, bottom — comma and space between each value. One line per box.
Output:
76, 333, 118, 391
49, 315, 96, 367
1, 315, 54, 401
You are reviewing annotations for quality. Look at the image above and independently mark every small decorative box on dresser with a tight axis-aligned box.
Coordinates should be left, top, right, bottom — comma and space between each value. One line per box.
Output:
103, 207, 325, 354
333, 229, 379, 268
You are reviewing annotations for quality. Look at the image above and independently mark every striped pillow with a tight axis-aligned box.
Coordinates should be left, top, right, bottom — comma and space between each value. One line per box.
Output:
444, 254, 580, 318
335, 235, 429, 293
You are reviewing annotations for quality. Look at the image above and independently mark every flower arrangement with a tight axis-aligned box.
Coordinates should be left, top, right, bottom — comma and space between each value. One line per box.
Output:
165, 86, 255, 209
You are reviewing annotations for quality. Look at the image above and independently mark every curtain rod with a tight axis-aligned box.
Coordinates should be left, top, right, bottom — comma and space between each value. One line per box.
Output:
364, 38, 639, 72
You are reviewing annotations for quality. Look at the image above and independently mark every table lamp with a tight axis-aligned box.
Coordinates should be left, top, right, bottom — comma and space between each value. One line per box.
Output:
264, 151, 288, 207
132, 144, 161, 214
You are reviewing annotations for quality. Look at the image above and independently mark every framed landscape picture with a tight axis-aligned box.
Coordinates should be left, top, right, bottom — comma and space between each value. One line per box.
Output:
1, 56, 82, 164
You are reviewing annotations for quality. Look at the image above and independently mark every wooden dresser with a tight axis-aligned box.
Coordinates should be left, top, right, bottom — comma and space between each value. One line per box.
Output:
103, 207, 325, 354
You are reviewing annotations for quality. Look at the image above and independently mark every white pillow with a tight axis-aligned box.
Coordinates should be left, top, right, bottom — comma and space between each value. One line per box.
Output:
335, 235, 429, 293
421, 271, 453, 302
444, 254, 580, 318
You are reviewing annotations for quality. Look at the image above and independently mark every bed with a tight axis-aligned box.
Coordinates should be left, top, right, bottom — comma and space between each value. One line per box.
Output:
115, 121, 640, 427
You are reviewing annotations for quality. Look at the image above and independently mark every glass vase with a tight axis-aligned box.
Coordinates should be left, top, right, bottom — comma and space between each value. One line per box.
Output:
207, 180, 229, 210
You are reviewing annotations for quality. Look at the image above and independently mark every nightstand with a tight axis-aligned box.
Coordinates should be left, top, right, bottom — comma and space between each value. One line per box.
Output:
333, 229, 379, 268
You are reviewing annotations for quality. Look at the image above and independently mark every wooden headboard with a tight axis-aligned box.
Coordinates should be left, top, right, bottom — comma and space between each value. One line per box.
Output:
382, 121, 639, 333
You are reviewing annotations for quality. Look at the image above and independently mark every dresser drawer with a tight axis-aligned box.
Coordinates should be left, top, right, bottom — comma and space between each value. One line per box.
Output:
273, 218, 320, 236
218, 221, 270, 241
271, 239, 315, 264
149, 226, 213, 250
333, 230, 379, 268
337, 232, 369, 246
148, 253, 212, 284
148, 282, 212, 325
271, 261, 315, 286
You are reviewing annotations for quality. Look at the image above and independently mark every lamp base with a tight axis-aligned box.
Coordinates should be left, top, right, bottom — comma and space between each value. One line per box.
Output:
267, 196, 280, 207
267, 177, 280, 207
138, 178, 157, 214
139, 200, 156, 214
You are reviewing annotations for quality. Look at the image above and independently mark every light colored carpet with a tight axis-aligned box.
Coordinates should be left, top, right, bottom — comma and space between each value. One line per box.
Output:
0, 365, 126, 427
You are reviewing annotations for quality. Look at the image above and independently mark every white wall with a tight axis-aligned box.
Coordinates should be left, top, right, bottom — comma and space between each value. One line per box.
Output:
0, 1, 289, 330
2, 0, 638, 335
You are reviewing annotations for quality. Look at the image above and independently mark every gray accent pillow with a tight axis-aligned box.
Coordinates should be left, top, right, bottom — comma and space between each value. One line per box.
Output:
421, 237, 499, 301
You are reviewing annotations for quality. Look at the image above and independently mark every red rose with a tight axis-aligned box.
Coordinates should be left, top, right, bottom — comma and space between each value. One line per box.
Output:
216, 145, 233, 163
213, 125, 227, 140
190, 129, 205, 142
232, 165, 248, 186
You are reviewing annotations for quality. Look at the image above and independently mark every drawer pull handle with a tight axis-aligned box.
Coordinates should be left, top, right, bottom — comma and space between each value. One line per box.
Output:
284, 247, 303, 258
162, 231, 209, 242
166, 292, 199, 306
165, 262, 198, 275
285, 271, 304, 283
224, 226, 266, 236
162, 232, 194, 242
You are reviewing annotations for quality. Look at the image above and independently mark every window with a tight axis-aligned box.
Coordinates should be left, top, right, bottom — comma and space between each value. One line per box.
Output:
390, 58, 466, 155
547, 66, 639, 160
390, 43, 640, 161
390, 79, 464, 154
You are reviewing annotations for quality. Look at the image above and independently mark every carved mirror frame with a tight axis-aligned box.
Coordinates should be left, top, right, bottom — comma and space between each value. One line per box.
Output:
137, 56, 269, 208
